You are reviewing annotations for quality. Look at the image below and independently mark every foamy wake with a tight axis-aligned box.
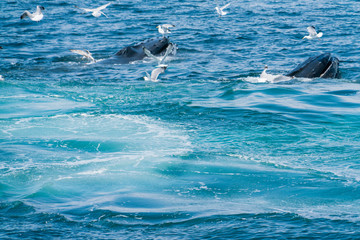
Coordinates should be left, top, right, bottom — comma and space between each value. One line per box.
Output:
244, 74, 293, 84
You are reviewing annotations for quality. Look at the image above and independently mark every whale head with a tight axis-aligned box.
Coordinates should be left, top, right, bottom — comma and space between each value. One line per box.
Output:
286, 53, 340, 79
113, 37, 171, 64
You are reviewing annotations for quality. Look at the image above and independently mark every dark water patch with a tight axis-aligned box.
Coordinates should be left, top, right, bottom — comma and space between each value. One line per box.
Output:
219, 87, 303, 100
261, 87, 304, 96
218, 88, 256, 100
145, 213, 360, 239
3, 211, 360, 239
0, 201, 35, 216
296, 94, 360, 108
326, 90, 359, 96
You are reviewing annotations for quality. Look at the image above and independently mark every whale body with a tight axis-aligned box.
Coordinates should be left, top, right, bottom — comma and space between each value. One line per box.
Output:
100, 37, 171, 64
286, 53, 340, 79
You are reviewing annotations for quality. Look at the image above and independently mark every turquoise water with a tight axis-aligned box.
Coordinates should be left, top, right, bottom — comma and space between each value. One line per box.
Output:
1, 0, 360, 238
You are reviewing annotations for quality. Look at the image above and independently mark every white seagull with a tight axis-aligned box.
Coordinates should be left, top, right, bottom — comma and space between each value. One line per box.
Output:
156, 24, 175, 36
20, 6, 45, 22
215, 2, 231, 17
143, 43, 175, 65
70, 49, 96, 63
303, 26, 323, 40
144, 65, 168, 82
76, 2, 112, 18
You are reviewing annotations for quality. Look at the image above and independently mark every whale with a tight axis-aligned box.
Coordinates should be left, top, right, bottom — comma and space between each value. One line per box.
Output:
99, 37, 171, 64
286, 53, 340, 79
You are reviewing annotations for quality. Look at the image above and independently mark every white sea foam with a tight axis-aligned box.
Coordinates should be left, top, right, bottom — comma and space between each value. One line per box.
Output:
244, 74, 292, 84
1, 113, 193, 176
232, 153, 360, 186
77, 168, 107, 175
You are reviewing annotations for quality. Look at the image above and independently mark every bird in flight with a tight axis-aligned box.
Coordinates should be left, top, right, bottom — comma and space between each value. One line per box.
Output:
215, 2, 231, 17
303, 26, 323, 40
144, 65, 168, 82
20, 6, 45, 22
76, 2, 112, 18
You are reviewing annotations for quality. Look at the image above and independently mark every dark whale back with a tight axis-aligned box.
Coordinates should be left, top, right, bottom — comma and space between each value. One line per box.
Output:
286, 53, 340, 79
100, 37, 170, 64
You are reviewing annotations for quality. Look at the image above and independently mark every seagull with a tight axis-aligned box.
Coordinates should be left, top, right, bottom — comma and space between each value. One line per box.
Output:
143, 43, 175, 65
215, 2, 231, 17
156, 24, 175, 36
70, 49, 96, 63
75, 2, 112, 18
303, 26, 323, 40
144, 65, 168, 82
0, 75, 4, 81
20, 6, 45, 22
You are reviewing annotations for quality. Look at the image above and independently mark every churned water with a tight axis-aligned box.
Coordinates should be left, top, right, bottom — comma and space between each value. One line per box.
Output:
1, 0, 360, 239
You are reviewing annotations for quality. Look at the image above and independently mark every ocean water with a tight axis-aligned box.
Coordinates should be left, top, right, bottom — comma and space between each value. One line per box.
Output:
1, 0, 360, 238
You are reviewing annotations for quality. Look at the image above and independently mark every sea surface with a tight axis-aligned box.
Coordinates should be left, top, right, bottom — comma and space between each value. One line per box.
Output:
1, 0, 360, 239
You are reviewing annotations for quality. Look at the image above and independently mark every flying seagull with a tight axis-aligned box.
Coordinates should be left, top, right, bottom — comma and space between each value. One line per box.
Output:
76, 2, 112, 18
215, 2, 231, 17
144, 65, 168, 82
156, 24, 175, 36
70, 49, 96, 63
20, 6, 45, 22
143, 43, 175, 65
303, 26, 323, 40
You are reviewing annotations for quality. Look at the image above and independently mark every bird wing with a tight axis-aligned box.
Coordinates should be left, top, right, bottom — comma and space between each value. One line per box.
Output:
157, 26, 165, 34
20, 11, 32, 19
221, 2, 231, 10
317, 32, 323, 38
79, 7, 94, 12
35, 6, 42, 15
143, 47, 161, 62
150, 67, 166, 81
70, 49, 95, 62
162, 24, 175, 28
215, 6, 221, 15
307, 26, 317, 36
100, 11, 109, 18
144, 72, 151, 81
96, 2, 111, 11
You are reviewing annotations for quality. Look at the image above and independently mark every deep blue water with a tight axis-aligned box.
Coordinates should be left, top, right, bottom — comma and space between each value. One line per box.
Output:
1, 0, 360, 239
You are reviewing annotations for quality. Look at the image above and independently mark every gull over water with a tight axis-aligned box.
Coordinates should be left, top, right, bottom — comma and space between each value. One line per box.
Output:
303, 26, 323, 40
75, 2, 112, 18
144, 64, 168, 82
20, 6, 45, 22
215, 2, 231, 17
